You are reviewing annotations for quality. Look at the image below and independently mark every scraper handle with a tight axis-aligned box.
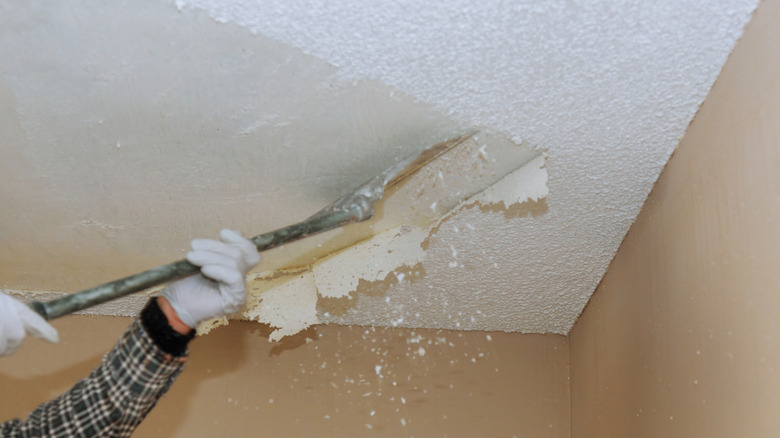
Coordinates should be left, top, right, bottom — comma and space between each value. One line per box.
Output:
28, 206, 364, 320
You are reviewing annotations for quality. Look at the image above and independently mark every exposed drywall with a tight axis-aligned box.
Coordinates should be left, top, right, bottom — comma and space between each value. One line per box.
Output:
0, 0, 760, 334
240, 153, 547, 340
244, 270, 319, 341
0, 314, 570, 437
569, 0, 780, 435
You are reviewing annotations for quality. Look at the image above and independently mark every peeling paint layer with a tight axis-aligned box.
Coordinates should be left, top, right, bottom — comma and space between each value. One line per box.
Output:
312, 225, 428, 299
243, 271, 319, 341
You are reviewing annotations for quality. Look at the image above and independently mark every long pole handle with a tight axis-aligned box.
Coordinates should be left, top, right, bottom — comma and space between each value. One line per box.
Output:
28, 206, 362, 320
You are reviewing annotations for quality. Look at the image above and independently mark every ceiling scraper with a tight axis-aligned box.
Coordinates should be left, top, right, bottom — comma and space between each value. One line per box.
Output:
28, 132, 473, 319
29, 130, 541, 320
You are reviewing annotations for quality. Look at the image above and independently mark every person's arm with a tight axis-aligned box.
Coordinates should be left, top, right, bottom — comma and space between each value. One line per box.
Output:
0, 229, 259, 438
0, 298, 191, 438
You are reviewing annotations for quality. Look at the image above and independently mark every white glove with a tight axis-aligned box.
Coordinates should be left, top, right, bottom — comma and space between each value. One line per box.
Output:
0, 293, 59, 356
162, 229, 260, 329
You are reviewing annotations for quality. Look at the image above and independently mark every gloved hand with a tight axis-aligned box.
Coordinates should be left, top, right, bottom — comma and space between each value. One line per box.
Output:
0, 293, 59, 356
162, 229, 260, 329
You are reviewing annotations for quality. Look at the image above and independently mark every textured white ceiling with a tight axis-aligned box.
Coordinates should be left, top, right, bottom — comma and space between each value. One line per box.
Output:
0, 0, 759, 334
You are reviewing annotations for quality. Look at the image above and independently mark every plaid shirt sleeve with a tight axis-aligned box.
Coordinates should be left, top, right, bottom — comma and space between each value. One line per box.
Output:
0, 317, 188, 438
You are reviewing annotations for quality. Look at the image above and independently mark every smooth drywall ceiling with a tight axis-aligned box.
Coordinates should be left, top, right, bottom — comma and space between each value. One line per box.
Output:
0, 0, 759, 334
0, 0, 467, 285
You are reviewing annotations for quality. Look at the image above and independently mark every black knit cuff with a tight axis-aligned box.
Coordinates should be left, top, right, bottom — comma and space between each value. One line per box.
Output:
140, 297, 196, 357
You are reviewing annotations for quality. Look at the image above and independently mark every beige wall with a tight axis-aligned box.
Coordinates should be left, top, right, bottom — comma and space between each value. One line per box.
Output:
0, 314, 569, 437
569, 0, 780, 436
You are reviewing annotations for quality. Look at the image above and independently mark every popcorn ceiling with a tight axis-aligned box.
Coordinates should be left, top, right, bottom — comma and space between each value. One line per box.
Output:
176, 0, 759, 334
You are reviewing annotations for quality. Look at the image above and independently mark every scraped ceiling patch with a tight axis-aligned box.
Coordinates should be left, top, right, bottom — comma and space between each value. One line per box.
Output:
231, 154, 547, 341
312, 226, 428, 299
0, 0, 467, 292
472, 155, 548, 208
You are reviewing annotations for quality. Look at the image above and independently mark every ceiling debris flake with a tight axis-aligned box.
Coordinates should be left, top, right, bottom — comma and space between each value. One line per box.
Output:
312, 225, 429, 299
196, 316, 229, 335
243, 270, 319, 341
